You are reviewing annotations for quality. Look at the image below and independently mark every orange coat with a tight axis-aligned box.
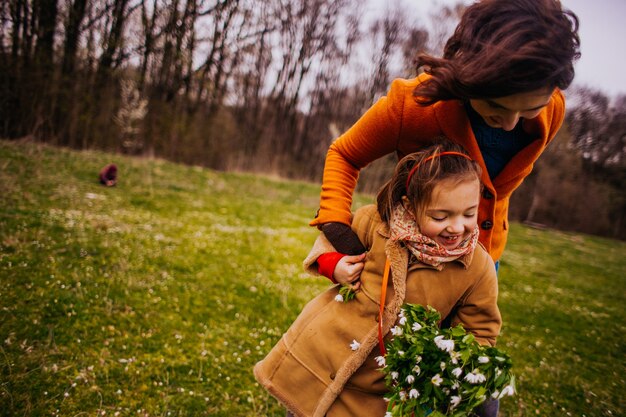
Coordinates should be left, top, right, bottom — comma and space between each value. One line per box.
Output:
310, 76, 565, 260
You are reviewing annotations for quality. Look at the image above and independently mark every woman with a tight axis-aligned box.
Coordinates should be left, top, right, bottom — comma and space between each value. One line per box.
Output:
310, 1, 580, 415
311, 0, 580, 264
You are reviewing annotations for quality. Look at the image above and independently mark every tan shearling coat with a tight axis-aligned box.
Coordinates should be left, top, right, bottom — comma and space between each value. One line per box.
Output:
254, 205, 501, 417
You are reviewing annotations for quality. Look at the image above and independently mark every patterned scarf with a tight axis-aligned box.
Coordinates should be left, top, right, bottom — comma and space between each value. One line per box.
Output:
389, 203, 479, 268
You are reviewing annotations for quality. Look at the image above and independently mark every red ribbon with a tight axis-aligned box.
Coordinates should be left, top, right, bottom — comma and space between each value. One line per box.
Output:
405, 151, 473, 190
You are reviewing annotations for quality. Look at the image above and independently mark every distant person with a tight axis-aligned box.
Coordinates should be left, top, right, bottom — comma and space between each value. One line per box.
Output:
255, 142, 501, 416
310, 1, 579, 415
99, 164, 118, 187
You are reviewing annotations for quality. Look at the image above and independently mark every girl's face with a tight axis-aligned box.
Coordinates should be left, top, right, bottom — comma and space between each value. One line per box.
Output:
469, 88, 554, 131
416, 178, 480, 250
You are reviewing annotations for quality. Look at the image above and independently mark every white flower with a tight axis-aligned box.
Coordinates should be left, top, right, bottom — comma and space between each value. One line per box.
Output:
334, 294, 344, 302
390, 326, 403, 336
375, 355, 386, 367
451, 381, 460, 390
452, 367, 463, 378
443, 388, 450, 395
415, 355, 422, 364
491, 390, 500, 399
450, 395, 462, 408
391, 371, 399, 380
478, 356, 490, 364
450, 350, 461, 364
398, 316, 407, 326
385, 413, 393, 417
464, 369, 487, 384
406, 374, 415, 384
398, 350, 405, 357
499, 385, 515, 398
412, 365, 421, 375
409, 388, 419, 399
434, 335, 455, 352
431, 374, 443, 386
350, 340, 361, 351
399, 390, 406, 401
440, 361, 446, 371
412, 322, 423, 332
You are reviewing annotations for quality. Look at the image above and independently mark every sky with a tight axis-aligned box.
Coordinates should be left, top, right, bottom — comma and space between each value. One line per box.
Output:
367, 0, 626, 97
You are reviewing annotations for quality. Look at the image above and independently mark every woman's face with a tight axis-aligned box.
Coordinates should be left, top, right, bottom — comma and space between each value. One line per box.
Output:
469, 88, 555, 131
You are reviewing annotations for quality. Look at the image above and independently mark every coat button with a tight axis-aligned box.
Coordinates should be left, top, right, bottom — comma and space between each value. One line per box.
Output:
481, 220, 493, 230
483, 189, 494, 199
330, 372, 336, 380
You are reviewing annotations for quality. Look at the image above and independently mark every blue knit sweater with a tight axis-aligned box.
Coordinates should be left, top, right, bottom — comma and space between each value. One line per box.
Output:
465, 102, 534, 179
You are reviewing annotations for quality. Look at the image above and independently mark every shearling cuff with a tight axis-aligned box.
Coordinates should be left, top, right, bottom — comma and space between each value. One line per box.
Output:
303, 233, 338, 275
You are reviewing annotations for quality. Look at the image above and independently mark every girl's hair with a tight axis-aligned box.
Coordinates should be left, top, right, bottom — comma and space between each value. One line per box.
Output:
377, 141, 482, 223
414, 0, 580, 104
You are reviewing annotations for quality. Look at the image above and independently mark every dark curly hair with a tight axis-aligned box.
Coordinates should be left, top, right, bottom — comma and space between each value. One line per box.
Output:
415, 0, 580, 104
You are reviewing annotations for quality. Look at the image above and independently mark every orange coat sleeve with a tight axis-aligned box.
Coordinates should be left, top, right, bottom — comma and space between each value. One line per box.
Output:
310, 79, 410, 227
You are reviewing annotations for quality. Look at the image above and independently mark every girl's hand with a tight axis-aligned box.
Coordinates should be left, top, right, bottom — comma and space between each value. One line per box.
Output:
333, 253, 366, 290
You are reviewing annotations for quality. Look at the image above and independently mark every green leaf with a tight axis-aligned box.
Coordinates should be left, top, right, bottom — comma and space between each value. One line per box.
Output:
451, 326, 466, 337
338, 284, 357, 302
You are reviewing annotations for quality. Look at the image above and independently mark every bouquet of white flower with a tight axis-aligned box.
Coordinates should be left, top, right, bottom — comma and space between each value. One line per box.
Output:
379, 304, 515, 417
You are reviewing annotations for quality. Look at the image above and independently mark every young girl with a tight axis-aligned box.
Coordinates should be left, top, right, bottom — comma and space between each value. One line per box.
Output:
254, 142, 501, 417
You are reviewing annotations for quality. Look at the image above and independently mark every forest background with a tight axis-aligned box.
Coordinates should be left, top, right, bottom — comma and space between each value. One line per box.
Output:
1, 0, 625, 240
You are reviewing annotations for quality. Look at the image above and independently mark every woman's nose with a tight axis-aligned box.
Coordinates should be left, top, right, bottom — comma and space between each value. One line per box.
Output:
500, 111, 520, 131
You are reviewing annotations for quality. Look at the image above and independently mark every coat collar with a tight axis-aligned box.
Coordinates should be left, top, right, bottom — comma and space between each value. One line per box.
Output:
432, 98, 552, 189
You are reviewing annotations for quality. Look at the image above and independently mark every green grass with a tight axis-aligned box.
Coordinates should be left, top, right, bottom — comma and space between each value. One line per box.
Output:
0, 139, 624, 416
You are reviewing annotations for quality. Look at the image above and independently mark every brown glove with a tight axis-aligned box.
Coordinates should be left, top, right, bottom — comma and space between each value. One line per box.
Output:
320, 222, 366, 255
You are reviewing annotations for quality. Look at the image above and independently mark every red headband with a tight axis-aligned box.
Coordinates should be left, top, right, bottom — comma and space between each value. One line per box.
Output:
405, 151, 473, 190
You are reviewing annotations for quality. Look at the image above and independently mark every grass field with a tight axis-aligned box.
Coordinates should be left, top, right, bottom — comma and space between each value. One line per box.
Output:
1, 139, 624, 416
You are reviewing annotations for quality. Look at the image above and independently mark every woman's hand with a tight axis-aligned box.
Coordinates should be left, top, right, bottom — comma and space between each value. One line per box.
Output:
333, 253, 366, 290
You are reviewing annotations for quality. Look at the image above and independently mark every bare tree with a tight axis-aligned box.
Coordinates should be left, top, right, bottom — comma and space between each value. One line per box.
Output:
138, 0, 159, 90
401, 27, 428, 77
96, 0, 131, 87
563, 87, 626, 238
567, 86, 626, 168
61, 0, 88, 76
369, 7, 406, 102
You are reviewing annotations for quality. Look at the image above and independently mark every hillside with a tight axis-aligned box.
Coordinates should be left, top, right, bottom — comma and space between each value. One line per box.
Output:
0, 139, 624, 416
